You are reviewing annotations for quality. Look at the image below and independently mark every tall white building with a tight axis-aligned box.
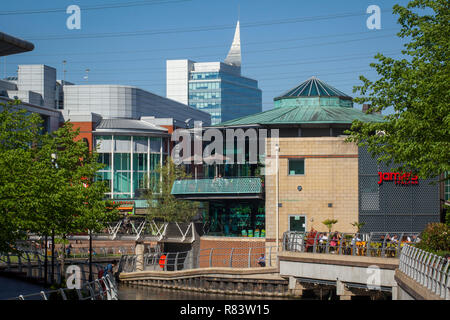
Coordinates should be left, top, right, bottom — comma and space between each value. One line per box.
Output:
166, 21, 262, 125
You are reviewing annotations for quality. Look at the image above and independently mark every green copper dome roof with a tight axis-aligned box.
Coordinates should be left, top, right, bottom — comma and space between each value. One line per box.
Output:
214, 77, 383, 127
217, 105, 384, 127
275, 76, 352, 100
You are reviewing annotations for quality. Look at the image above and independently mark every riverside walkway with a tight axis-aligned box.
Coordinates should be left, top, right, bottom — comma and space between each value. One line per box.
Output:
118, 231, 448, 300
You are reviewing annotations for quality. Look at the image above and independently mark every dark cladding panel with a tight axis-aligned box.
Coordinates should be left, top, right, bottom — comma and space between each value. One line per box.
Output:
358, 147, 379, 175
412, 215, 440, 231
358, 147, 440, 233
379, 181, 413, 215
412, 180, 440, 214
360, 215, 384, 233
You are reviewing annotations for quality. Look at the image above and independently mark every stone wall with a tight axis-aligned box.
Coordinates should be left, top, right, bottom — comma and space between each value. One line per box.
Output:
265, 137, 359, 243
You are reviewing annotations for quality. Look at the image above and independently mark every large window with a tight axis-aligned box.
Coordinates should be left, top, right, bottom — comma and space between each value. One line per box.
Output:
204, 201, 265, 237
289, 215, 306, 232
94, 135, 166, 199
114, 153, 131, 195
288, 159, 305, 175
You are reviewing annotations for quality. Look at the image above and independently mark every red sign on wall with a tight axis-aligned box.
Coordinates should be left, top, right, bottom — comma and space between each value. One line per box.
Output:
378, 172, 418, 185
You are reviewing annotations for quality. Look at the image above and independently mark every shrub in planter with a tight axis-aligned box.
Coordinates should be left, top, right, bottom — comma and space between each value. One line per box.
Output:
416, 223, 450, 254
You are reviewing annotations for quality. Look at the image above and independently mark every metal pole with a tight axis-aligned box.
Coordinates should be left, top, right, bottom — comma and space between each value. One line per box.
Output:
89, 230, 93, 282
51, 230, 55, 285
44, 235, 48, 286
275, 144, 279, 252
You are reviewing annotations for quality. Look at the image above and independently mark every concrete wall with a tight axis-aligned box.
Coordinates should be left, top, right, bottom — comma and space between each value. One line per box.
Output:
166, 59, 193, 105
265, 137, 359, 243
278, 251, 399, 292
7, 90, 42, 106
394, 269, 445, 300
18, 64, 56, 109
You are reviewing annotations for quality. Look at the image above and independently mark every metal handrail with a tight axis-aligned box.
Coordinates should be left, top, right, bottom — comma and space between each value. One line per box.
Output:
399, 244, 449, 300
10, 274, 118, 300
282, 231, 420, 258
119, 245, 278, 273
0, 248, 117, 286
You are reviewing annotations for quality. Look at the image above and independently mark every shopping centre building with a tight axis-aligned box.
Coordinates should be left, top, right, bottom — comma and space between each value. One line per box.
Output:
61, 84, 211, 214
1, 30, 445, 249
171, 77, 442, 251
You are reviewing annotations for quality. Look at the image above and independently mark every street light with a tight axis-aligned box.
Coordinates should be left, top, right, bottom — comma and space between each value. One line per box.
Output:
275, 144, 280, 252
50, 152, 58, 285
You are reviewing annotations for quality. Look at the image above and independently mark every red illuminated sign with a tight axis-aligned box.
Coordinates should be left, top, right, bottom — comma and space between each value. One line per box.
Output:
113, 201, 135, 205
378, 172, 418, 185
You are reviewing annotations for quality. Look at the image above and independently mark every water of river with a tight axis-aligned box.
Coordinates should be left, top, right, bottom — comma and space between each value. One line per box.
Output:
0, 276, 300, 300
0, 276, 45, 300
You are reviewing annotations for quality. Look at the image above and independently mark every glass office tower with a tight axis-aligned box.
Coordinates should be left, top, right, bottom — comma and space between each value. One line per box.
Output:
166, 21, 262, 125
187, 70, 261, 124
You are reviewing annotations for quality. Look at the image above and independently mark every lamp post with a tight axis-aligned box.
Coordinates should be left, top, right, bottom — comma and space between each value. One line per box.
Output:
275, 144, 280, 252
50, 153, 58, 285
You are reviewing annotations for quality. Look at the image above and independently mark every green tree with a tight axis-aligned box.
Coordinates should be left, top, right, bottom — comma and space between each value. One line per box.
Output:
346, 0, 449, 180
0, 101, 118, 269
144, 157, 199, 223
0, 101, 43, 252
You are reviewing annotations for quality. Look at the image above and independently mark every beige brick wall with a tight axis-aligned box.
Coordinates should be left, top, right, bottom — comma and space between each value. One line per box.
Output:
265, 137, 359, 242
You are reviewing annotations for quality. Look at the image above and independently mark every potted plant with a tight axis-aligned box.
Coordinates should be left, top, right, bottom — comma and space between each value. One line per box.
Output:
322, 219, 338, 233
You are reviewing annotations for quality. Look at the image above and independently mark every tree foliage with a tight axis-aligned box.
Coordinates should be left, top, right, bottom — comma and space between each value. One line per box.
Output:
0, 101, 118, 252
346, 0, 449, 180
144, 157, 199, 223
416, 222, 450, 254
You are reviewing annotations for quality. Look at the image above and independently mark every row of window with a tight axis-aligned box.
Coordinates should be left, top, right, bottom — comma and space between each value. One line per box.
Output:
190, 72, 220, 80
188, 82, 220, 90
95, 135, 167, 154
189, 92, 221, 100
188, 72, 258, 88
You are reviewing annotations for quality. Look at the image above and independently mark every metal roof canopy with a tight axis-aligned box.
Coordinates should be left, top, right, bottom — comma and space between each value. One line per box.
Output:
275, 76, 352, 100
218, 105, 385, 127
0, 32, 34, 57
93, 118, 169, 135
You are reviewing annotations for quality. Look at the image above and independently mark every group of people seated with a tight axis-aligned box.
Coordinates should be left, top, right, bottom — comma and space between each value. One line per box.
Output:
302, 228, 420, 255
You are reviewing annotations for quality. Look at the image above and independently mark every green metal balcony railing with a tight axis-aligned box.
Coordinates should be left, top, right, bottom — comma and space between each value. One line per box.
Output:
171, 177, 263, 195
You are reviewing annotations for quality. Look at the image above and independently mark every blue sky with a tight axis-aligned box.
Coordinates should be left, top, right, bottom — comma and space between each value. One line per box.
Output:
1, 0, 409, 111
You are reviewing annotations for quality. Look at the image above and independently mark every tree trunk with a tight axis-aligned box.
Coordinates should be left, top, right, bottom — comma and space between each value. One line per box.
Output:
61, 234, 66, 286
44, 235, 48, 286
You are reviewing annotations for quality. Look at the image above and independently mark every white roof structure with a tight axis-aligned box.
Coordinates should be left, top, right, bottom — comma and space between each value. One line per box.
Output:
224, 21, 241, 68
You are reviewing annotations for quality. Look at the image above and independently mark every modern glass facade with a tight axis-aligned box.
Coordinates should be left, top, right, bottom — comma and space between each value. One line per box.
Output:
205, 200, 265, 237
95, 135, 168, 199
188, 71, 262, 125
